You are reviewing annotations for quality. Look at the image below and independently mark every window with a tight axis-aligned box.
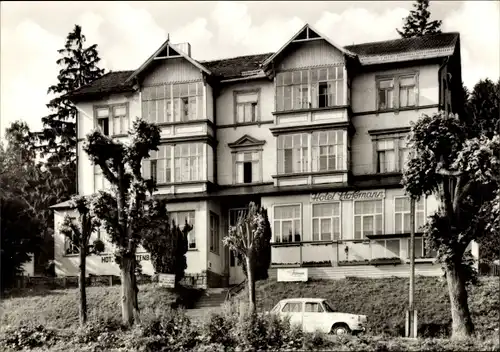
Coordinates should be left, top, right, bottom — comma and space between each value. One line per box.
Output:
323, 301, 334, 312
399, 138, 410, 171
170, 211, 196, 249
273, 205, 301, 243
94, 166, 111, 192
277, 133, 308, 174
312, 130, 345, 172
235, 151, 260, 184
378, 79, 394, 110
282, 302, 302, 313
376, 140, 396, 173
305, 302, 324, 313
394, 197, 425, 234
354, 200, 383, 239
174, 143, 203, 182
377, 74, 418, 111
95, 104, 128, 136
399, 75, 416, 107
64, 217, 79, 255
374, 239, 401, 257
275, 66, 344, 112
142, 143, 205, 183
312, 203, 341, 241
142, 82, 203, 123
407, 238, 437, 259
235, 91, 259, 123
210, 212, 220, 254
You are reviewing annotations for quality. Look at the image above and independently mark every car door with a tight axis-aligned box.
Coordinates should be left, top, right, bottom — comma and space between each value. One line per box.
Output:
280, 301, 303, 329
302, 302, 325, 333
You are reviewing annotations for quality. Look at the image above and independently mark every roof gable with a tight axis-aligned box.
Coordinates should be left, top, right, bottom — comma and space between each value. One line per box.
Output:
228, 134, 266, 148
126, 39, 211, 83
262, 23, 356, 69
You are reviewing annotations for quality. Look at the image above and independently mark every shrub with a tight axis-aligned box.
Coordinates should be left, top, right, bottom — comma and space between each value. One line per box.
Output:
0, 324, 59, 350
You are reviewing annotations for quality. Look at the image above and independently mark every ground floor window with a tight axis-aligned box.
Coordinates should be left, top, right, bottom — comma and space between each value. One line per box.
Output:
374, 239, 400, 257
273, 204, 301, 243
354, 200, 383, 239
312, 202, 341, 241
169, 211, 196, 249
407, 238, 437, 258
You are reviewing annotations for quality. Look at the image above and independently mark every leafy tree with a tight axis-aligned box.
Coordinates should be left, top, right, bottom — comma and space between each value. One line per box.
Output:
84, 119, 161, 326
40, 24, 105, 198
403, 111, 500, 339
223, 202, 272, 313
397, 0, 442, 38
141, 199, 190, 286
60, 195, 104, 325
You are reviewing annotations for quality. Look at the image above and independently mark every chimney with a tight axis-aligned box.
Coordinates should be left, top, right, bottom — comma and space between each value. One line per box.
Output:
172, 42, 191, 57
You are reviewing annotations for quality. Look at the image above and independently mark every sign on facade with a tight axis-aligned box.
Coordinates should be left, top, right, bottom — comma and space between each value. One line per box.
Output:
277, 268, 308, 282
158, 273, 176, 288
311, 189, 385, 202
101, 253, 150, 264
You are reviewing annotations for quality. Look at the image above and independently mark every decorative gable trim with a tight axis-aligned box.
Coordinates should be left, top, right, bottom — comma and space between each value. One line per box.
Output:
261, 23, 357, 71
228, 134, 266, 149
126, 39, 211, 83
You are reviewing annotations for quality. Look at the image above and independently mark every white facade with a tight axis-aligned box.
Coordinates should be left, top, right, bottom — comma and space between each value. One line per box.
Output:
53, 25, 466, 286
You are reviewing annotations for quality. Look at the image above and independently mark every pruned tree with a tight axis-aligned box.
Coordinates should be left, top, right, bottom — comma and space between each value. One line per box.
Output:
397, 0, 442, 38
223, 202, 272, 313
84, 118, 161, 326
403, 111, 500, 339
140, 199, 190, 287
60, 195, 104, 325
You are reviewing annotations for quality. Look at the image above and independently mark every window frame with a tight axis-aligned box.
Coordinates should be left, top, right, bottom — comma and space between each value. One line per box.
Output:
233, 150, 261, 184
272, 203, 302, 243
370, 132, 410, 174
394, 196, 426, 234
311, 130, 346, 172
311, 202, 342, 241
407, 237, 437, 259
374, 239, 401, 258
277, 133, 309, 175
169, 210, 196, 249
353, 199, 384, 239
375, 72, 419, 112
142, 81, 204, 124
94, 103, 129, 137
281, 302, 303, 313
209, 211, 220, 255
233, 89, 261, 124
275, 65, 345, 112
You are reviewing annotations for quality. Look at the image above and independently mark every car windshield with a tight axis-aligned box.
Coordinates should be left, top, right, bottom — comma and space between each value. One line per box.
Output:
322, 301, 335, 312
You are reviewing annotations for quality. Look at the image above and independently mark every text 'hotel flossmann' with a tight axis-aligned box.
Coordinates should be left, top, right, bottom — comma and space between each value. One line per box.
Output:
51, 23, 478, 288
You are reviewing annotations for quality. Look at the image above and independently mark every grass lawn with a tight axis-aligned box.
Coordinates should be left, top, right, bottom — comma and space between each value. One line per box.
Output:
238, 276, 499, 337
0, 284, 190, 330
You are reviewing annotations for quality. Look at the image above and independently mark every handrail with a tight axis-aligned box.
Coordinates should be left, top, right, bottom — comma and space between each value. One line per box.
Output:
225, 279, 247, 302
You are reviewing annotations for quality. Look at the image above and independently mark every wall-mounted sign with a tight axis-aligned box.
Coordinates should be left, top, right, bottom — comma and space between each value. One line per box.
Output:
158, 273, 176, 288
101, 253, 150, 264
277, 268, 308, 282
311, 189, 385, 202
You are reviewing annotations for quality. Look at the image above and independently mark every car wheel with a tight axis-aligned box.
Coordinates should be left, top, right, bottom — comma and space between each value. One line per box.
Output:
331, 323, 351, 335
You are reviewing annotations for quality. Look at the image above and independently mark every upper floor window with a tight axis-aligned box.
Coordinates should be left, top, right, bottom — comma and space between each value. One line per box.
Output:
377, 73, 418, 111
354, 200, 383, 239
235, 151, 261, 184
235, 90, 259, 123
142, 143, 205, 183
94, 165, 111, 192
277, 133, 308, 174
142, 82, 203, 123
170, 211, 196, 249
273, 204, 301, 243
95, 104, 129, 136
374, 135, 410, 174
394, 197, 425, 234
276, 66, 344, 112
312, 130, 345, 172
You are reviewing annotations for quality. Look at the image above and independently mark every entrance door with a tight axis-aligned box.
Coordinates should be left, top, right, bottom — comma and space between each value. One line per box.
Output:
229, 249, 245, 285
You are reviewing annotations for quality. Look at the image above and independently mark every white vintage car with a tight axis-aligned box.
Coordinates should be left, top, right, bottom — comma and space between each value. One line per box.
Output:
268, 298, 367, 335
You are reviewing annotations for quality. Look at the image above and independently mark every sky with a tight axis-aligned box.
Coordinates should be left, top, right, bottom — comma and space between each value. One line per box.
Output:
1, 1, 499, 136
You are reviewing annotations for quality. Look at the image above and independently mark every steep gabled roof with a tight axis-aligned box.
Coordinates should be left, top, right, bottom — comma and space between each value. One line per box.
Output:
67, 71, 135, 99
261, 23, 357, 68
126, 39, 212, 83
201, 53, 272, 80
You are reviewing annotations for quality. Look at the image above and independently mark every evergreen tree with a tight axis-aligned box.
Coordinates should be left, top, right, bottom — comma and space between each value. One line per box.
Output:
397, 0, 442, 38
40, 24, 105, 193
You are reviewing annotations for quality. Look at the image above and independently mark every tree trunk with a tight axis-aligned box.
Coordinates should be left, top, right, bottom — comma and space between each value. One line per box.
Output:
245, 255, 256, 314
78, 249, 87, 325
445, 261, 475, 339
120, 254, 140, 326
